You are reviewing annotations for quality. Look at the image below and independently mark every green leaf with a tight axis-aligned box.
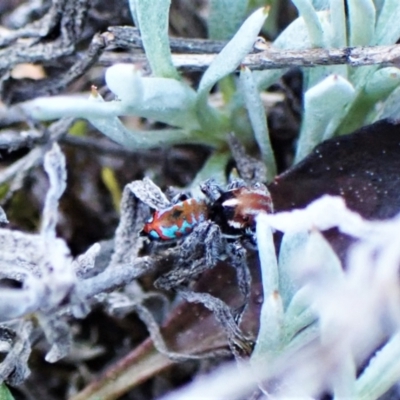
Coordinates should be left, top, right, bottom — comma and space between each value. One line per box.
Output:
87, 89, 205, 149
251, 214, 283, 360
297, 230, 343, 288
291, 0, 325, 47
105, 64, 199, 129
197, 7, 269, 132
0, 384, 15, 400
338, 68, 400, 134
278, 231, 310, 309
355, 333, 400, 399
282, 287, 317, 343
332, 354, 356, 399
375, 85, 400, 121
364, 67, 400, 100
129, 0, 179, 79
329, 0, 347, 47
281, 230, 342, 342
29, 66, 200, 130
347, 0, 375, 46
295, 74, 355, 163
374, 0, 400, 45
251, 289, 284, 360
190, 150, 230, 190
198, 7, 269, 97
208, 0, 249, 40
105, 63, 143, 104
254, 10, 331, 90
239, 66, 277, 181
256, 214, 279, 298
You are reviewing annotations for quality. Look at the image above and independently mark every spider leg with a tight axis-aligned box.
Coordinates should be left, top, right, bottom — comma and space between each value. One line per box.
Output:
178, 221, 223, 263
155, 258, 206, 290
244, 228, 258, 248
226, 178, 246, 191
227, 133, 267, 184
200, 178, 225, 202
178, 288, 254, 359
155, 222, 223, 290
168, 191, 192, 204
226, 240, 251, 324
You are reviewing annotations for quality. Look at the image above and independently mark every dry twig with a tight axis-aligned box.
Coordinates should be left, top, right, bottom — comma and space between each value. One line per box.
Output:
100, 36, 400, 72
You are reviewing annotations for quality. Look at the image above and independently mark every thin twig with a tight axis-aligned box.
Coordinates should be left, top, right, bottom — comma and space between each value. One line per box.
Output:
1, 0, 92, 104
0, 117, 74, 188
100, 43, 400, 72
106, 26, 227, 54
0, 129, 43, 151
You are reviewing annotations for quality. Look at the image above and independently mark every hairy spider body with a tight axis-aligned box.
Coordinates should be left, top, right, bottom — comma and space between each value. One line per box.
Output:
142, 180, 273, 242
142, 198, 208, 240
208, 183, 273, 238
132, 136, 271, 359
141, 180, 273, 316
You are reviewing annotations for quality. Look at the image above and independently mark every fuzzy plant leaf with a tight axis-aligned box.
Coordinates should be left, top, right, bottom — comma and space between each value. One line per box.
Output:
105, 65, 200, 130
25, 66, 200, 131
374, 0, 400, 45
256, 215, 279, 298
254, 10, 331, 90
251, 288, 283, 360
86, 87, 202, 149
282, 286, 316, 343
291, 0, 325, 47
364, 67, 400, 100
355, 332, 400, 399
208, 0, 249, 40
196, 7, 269, 132
190, 151, 230, 190
304, 230, 343, 279
129, 0, 178, 79
375, 85, 400, 121
347, 0, 375, 46
329, 0, 396, 108
198, 6, 269, 94
329, 0, 346, 47
311, 0, 330, 8
278, 231, 309, 309
332, 354, 357, 398
251, 215, 283, 359
104, 63, 143, 104
295, 74, 355, 163
281, 231, 340, 344
240, 66, 276, 181
338, 67, 400, 134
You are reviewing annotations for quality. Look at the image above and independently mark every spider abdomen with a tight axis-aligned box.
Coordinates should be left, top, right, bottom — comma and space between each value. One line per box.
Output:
142, 198, 208, 240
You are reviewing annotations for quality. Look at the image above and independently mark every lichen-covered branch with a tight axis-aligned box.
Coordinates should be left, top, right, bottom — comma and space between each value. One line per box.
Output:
100, 43, 400, 71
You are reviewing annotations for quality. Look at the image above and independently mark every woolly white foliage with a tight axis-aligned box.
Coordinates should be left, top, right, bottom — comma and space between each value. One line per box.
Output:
253, 195, 400, 398
157, 195, 400, 399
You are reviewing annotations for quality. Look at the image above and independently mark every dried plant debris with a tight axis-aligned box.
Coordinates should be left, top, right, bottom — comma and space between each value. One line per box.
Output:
2, 123, 400, 398
3, 0, 400, 399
